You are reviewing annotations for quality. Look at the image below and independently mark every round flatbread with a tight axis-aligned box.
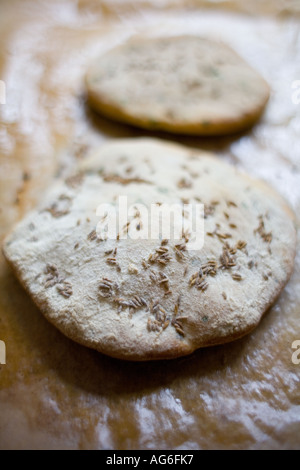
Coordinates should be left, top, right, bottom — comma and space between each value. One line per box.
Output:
3, 139, 296, 361
86, 36, 270, 135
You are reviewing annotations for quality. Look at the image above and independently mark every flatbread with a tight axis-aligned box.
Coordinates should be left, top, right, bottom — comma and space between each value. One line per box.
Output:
3, 139, 296, 360
86, 36, 270, 135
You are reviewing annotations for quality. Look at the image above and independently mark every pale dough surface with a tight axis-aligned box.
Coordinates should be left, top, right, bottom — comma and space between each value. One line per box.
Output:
86, 36, 270, 135
3, 139, 296, 360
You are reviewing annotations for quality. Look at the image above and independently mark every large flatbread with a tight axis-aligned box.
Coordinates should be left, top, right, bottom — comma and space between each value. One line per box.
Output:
3, 139, 296, 360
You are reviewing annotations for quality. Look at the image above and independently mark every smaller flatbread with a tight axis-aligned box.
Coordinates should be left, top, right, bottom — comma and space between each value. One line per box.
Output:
86, 36, 270, 135
3, 139, 296, 361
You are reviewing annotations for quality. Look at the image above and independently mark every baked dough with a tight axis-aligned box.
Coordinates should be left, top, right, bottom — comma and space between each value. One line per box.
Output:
3, 139, 296, 360
86, 36, 270, 135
